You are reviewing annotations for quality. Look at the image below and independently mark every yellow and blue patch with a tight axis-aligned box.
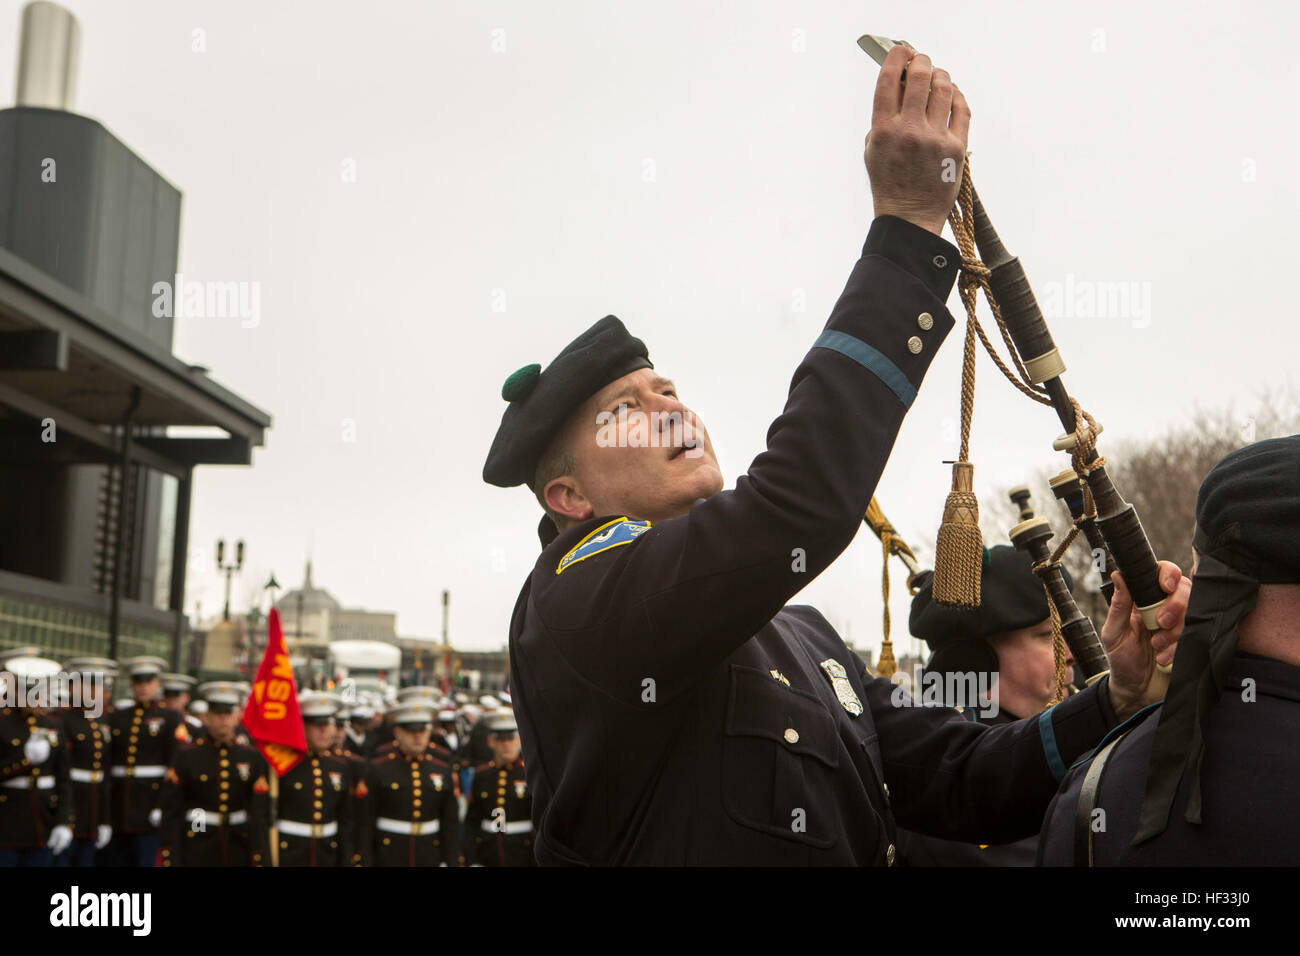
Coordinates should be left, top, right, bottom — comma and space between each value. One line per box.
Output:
556, 517, 652, 574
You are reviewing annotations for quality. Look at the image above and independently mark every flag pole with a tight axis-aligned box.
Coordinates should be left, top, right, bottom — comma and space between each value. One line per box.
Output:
266, 576, 281, 868
244, 601, 303, 871
269, 771, 279, 868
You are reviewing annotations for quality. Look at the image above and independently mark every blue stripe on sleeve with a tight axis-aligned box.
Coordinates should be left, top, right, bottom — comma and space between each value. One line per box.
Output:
1038, 708, 1068, 783
811, 330, 916, 407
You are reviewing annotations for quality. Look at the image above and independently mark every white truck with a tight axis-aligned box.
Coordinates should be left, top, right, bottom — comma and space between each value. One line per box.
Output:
328, 640, 401, 702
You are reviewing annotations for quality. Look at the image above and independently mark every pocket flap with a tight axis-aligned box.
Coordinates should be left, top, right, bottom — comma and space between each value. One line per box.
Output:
725, 664, 839, 769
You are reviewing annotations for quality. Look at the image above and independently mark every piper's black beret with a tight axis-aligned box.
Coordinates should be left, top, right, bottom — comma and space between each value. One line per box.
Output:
1195, 434, 1300, 583
909, 545, 1072, 648
483, 315, 653, 488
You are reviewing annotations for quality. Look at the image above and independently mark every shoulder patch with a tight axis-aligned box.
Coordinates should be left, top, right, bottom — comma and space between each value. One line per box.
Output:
556, 517, 651, 574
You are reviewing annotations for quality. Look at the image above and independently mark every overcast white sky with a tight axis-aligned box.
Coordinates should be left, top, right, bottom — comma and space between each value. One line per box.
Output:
6, 0, 1296, 652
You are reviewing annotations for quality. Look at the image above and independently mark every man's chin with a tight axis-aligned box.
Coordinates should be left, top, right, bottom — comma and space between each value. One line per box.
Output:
676, 463, 724, 503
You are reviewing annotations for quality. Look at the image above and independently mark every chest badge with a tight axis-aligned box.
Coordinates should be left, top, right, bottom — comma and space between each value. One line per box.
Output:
818, 659, 863, 717
430, 773, 444, 790
514, 779, 527, 799
236, 762, 251, 781
329, 772, 342, 791
146, 717, 163, 736
769, 668, 790, 687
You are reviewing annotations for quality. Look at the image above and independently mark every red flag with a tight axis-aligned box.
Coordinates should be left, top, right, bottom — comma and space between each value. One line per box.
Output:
242, 608, 306, 775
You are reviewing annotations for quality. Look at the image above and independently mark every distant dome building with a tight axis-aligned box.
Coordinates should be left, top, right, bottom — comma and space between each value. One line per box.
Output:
276, 562, 341, 617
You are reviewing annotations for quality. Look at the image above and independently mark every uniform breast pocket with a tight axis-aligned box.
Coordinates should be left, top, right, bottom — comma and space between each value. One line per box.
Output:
721, 663, 840, 849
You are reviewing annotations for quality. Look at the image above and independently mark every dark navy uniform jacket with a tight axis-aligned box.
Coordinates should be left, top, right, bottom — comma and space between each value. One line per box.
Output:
1039, 653, 1299, 865
507, 217, 1123, 866
895, 709, 1039, 866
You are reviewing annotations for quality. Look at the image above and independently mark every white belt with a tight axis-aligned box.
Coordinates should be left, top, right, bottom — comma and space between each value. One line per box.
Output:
112, 765, 166, 778
191, 809, 248, 826
480, 819, 533, 834
376, 817, 440, 835
70, 768, 105, 783
277, 820, 338, 838
2, 775, 55, 790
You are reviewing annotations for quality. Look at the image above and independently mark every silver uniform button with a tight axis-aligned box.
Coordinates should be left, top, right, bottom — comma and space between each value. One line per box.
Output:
783, 728, 799, 745
917, 312, 933, 331
886, 843, 896, 866
907, 336, 923, 354
932, 254, 947, 269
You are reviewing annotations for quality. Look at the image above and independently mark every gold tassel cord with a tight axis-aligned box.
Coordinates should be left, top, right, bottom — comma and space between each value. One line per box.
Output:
933, 158, 1059, 608
863, 498, 924, 681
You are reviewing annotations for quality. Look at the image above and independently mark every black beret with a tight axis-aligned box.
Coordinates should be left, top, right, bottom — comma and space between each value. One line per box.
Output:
483, 315, 653, 488
1195, 434, 1300, 583
909, 545, 1072, 648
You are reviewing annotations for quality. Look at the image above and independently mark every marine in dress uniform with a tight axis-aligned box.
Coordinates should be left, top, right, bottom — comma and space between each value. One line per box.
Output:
102, 656, 188, 867
0, 657, 73, 867
464, 697, 500, 767
465, 713, 534, 867
329, 705, 369, 867
431, 707, 463, 768
359, 703, 460, 867
342, 705, 376, 758
1040, 436, 1300, 865
162, 674, 205, 741
57, 658, 116, 867
273, 693, 356, 867
159, 682, 269, 867
894, 550, 1076, 866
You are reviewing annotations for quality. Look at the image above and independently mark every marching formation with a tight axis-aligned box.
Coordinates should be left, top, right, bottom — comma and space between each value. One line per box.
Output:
0, 655, 532, 867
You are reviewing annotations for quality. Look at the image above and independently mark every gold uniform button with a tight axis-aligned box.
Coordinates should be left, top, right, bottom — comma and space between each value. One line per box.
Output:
886, 843, 896, 866
390, 783, 400, 790
199, 774, 208, 782
917, 312, 933, 331
783, 728, 799, 745
294, 782, 303, 790
906, 336, 923, 354
413, 799, 421, 808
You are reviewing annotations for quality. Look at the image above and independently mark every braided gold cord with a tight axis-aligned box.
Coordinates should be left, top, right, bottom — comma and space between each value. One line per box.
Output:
1030, 560, 1071, 706
946, 161, 1054, 423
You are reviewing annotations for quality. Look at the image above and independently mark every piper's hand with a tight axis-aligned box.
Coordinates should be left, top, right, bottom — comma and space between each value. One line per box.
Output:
1102, 561, 1192, 720
96, 825, 113, 850
23, 734, 51, 765
148, 808, 162, 828
47, 824, 73, 856
866, 46, 970, 236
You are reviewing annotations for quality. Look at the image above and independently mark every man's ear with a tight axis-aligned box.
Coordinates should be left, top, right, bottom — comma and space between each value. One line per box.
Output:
544, 475, 594, 524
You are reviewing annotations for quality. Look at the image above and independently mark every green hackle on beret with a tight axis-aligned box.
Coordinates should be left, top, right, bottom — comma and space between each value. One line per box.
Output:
502, 364, 541, 402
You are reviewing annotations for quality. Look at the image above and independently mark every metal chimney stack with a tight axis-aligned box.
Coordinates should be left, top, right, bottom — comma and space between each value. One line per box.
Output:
14, 1, 80, 110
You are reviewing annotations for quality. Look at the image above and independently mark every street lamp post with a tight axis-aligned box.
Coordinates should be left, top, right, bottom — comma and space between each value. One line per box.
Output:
216, 538, 245, 621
